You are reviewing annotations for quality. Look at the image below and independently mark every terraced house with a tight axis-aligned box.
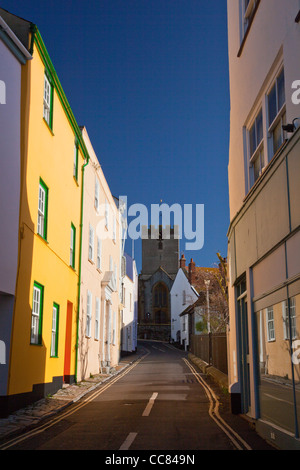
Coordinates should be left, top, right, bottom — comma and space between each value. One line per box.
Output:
227, 0, 300, 449
0, 8, 90, 416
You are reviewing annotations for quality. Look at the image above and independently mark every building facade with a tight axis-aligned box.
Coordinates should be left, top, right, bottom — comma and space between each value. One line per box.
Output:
77, 127, 122, 379
0, 9, 90, 416
227, 0, 300, 449
138, 225, 179, 341
120, 252, 138, 355
0, 12, 31, 404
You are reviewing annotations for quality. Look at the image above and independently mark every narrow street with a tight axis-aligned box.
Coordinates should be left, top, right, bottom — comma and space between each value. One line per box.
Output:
0, 341, 275, 452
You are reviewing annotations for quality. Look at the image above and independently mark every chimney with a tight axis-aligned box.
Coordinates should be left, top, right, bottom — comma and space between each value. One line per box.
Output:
179, 253, 186, 268
188, 258, 196, 285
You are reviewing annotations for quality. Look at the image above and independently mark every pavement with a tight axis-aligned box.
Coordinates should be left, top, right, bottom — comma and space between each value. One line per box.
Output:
0, 351, 141, 443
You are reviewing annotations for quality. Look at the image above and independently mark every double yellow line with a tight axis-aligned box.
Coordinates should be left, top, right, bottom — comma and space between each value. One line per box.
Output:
183, 358, 252, 451
0, 354, 148, 450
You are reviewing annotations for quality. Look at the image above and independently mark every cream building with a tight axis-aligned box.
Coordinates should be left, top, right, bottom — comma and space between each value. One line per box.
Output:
77, 127, 123, 379
227, 0, 300, 449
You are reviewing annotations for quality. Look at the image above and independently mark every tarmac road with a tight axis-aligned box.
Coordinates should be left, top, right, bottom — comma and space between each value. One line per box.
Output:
1, 341, 275, 452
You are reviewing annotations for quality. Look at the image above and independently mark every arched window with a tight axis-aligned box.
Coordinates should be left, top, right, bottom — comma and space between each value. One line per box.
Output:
152, 283, 169, 324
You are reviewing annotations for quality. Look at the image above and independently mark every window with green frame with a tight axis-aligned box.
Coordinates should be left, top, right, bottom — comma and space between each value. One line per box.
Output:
37, 178, 48, 240
73, 140, 79, 181
50, 303, 59, 357
70, 223, 76, 268
43, 71, 54, 130
31, 282, 44, 345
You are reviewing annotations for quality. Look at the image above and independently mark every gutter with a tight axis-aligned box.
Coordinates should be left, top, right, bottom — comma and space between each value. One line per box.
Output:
74, 155, 89, 383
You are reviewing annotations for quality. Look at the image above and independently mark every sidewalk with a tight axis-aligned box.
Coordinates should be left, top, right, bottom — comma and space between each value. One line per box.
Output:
0, 351, 140, 442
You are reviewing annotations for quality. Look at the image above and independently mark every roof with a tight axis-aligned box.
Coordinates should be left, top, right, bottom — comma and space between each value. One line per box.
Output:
179, 292, 206, 316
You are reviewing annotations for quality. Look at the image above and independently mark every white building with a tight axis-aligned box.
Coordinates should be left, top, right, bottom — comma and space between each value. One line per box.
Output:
121, 252, 138, 354
170, 266, 198, 347
227, 0, 300, 449
78, 127, 122, 379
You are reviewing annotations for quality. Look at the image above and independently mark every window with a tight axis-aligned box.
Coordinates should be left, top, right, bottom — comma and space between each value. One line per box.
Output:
89, 225, 94, 261
266, 307, 275, 342
97, 237, 102, 270
43, 72, 53, 129
182, 290, 186, 305
112, 311, 117, 345
248, 109, 265, 185
37, 179, 48, 240
70, 224, 76, 268
105, 199, 109, 229
113, 216, 116, 242
283, 298, 297, 340
95, 178, 100, 212
240, 0, 260, 44
73, 141, 78, 180
86, 290, 92, 337
95, 297, 100, 340
51, 303, 59, 357
31, 282, 44, 345
267, 68, 286, 157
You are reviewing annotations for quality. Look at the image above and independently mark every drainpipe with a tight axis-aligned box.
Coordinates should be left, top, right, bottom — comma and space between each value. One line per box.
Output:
74, 156, 89, 383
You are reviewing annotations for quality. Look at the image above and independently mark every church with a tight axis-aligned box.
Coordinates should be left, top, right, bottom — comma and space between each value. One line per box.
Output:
138, 225, 179, 341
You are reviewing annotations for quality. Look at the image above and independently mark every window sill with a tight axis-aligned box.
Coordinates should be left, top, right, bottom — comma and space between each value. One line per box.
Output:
37, 233, 49, 244
88, 258, 95, 265
73, 176, 79, 187
69, 265, 76, 272
43, 117, 54, 136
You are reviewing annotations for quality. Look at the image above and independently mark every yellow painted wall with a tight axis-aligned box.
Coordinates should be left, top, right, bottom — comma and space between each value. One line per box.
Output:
8, 39, 85, 395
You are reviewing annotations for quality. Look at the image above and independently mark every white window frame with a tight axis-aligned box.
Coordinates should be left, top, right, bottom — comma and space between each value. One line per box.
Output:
283, 298, 297, 340
73, 142, 78, 180
95, 297, 100, 340
89, 224, 94, 261
105, 199, 109, 229
70, 224, 75, 268
266, 307, 275, 342
51, 303, 59, 357
37, 182, 47, 238
86, 290, 92, 337
113, 215, 116, 243
97, 236, 102, 270
95, 178, 100, 212
112, 311, 117, 345
267, 68, 286, 158
43, 73, 51, 125
31, 284, 43, 345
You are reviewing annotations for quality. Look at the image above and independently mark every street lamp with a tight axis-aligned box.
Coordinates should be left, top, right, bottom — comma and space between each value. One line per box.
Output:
204, 279, 210, 333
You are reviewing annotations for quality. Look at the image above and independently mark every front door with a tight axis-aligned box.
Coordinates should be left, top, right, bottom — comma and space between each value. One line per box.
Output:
237, 279, 251, 414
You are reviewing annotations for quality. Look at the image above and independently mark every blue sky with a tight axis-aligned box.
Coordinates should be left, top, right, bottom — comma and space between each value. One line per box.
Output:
1, 0, 230, 273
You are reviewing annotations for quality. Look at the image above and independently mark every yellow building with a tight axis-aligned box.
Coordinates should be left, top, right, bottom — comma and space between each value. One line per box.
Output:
2, 10, 90, 415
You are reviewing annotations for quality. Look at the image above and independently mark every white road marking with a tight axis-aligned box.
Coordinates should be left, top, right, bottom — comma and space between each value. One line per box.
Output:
142, 392, 158, 416
119, 432, 138, 450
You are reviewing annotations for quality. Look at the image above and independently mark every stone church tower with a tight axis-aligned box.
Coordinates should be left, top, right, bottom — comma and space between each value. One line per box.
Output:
138, 225, 179, 341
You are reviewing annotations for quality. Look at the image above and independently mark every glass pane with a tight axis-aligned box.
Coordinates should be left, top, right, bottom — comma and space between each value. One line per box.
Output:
277, 69, 285, 110
268, 84, 277, 126
273, 120, 283, 154
256, 110, 263, 145
249, 122, 256, 156
256, 302, 297, 435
